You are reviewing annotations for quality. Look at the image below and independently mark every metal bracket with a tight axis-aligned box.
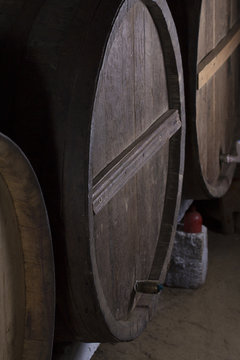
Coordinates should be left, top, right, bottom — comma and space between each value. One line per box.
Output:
220, 140, 240, 163
134, 280, 163, 294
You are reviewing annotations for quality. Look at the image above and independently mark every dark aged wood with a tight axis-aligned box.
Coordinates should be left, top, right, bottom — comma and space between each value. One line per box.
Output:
167, 0, 240, 199
92, 110, 181, 214
0, 0, 185, 342
0, 134, 55, 359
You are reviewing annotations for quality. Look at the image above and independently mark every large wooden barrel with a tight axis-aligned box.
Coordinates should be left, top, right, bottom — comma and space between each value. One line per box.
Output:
0, 134, 55, 359
167, 0, 240, 199
0, 0, 185, 342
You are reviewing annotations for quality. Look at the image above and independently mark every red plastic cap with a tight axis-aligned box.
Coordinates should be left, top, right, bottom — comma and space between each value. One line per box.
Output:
183, 206, 202, 233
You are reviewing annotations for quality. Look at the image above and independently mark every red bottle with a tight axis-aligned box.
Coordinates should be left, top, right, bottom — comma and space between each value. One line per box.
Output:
183, 206, 202, 233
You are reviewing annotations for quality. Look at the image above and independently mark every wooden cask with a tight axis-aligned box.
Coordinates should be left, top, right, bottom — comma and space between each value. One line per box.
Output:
0, 134, 55, 359
167, 0, 240, 199
0, 0, 185, 342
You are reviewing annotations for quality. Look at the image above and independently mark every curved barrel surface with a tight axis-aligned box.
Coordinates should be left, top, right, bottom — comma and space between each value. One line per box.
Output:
0, 0, 185, 342
168, 0, 240, 199
0, 134, 55, 359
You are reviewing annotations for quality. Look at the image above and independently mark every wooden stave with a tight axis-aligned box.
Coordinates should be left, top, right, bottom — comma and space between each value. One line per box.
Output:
167, 0, 240, 199
0, 133, 55, 359
0, 0, 185, 342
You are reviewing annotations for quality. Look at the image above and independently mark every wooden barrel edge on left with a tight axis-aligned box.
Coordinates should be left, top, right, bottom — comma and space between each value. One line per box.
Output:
0, 133, 55, 359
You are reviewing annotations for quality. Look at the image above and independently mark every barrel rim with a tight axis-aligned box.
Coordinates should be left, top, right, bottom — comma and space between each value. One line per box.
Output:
87, 0, 185, 341
0, 133, 55, 358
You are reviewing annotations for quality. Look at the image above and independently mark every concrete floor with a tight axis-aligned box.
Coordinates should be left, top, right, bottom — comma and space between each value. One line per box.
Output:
92, 231, 240, 360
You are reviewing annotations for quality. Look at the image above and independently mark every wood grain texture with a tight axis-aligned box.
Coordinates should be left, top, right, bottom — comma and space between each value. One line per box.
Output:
168, 0, 240, 199
89, 0, 185, 340
0, 0, 185, 342
91, 1, 169, 177
196, 0, 240, 197
93, 110, 181, 214
198, 21, 240, 89
91, 0, 171, 328
0, 134, 55, 359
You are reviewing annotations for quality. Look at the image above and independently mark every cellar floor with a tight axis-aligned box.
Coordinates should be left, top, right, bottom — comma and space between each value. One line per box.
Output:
92, 231, 240, 360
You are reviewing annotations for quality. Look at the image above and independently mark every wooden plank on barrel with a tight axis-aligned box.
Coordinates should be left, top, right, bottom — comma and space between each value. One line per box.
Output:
198, 21, 240, 89
92, 110, 181, 214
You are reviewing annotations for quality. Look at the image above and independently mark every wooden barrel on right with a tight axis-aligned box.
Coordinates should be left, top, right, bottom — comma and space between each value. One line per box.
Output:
168, 0, 240, 199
